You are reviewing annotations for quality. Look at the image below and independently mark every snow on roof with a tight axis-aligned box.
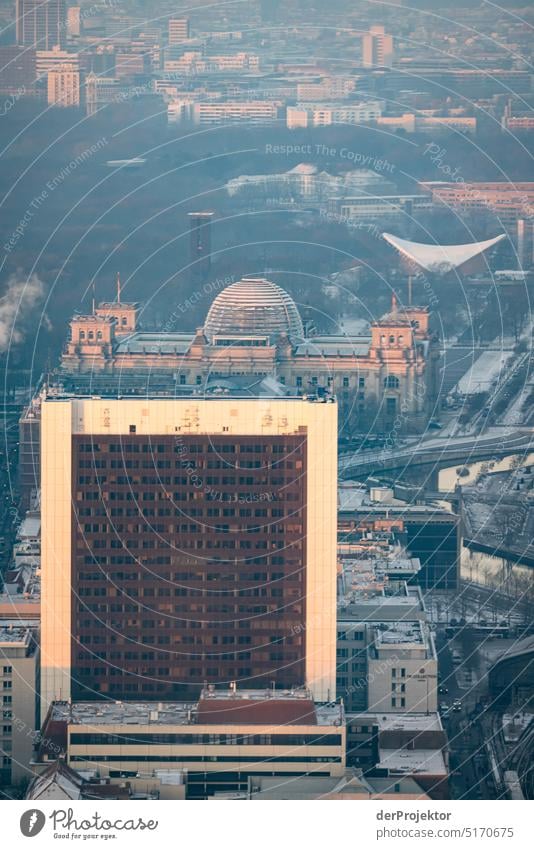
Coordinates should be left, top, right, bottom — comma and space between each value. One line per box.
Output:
383, 232, 506, 273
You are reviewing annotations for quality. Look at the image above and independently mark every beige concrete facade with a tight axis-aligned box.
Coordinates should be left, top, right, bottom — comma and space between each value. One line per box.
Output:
41, 396, 338, 718
62, 720, 345, 784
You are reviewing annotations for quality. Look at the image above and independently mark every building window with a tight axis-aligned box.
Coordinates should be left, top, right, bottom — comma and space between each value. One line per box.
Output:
179, 374, 186, 385
196, 376, 202, 385
97, 331, 103, 340
129, 425, 136, 434
343, 377, 349, 388
2, 667, 11, 675
389, 335, 395, 344
358, 377, 365, 388
79, 331, 85, 340
384, 375, 399, 389
88, 331, 94, 340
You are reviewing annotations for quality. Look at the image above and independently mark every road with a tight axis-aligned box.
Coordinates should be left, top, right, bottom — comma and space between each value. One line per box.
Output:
435, 630, 497, 800
339, 428, 534, 476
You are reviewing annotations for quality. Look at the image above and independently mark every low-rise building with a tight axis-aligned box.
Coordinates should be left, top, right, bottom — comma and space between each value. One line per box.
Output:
346, 712, 449, 799
36, 689, 346, 799
287, 101, 383, 128
367, 620, 438, 714
337, 573, 436, 715
192, 100, 279, 124
331, 193, 432, 222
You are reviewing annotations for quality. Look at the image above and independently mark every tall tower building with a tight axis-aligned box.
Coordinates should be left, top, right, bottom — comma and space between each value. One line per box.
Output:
16, 0, 67, 50
188, 211, 214, 278
168, 18, 190, 44
47, 65, 80, 106
41, 394, 337, 718
362, 25, 393, 69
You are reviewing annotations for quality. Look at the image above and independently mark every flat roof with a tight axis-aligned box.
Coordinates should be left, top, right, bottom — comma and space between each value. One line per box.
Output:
379, 748, 447, 775
54, 701, 193, 727
375, 621, 425, 646
51, 694, 343, 729
0, 626, 33, 646
375, 712, 443, 733
338, 598, 425, 621
18, 515, 41, 539
338, 488, 368, 509
45, 383, 332, 402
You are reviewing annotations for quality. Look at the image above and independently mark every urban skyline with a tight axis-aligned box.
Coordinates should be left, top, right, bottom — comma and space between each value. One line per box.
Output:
0, 0, 532, 820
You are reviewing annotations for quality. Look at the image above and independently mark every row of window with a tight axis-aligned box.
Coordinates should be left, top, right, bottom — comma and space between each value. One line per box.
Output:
78, 443, 303, 455
78, 462, 301, 473
70, 734, 342, 746
80, 507, 288, 518
70, 755, 340, 764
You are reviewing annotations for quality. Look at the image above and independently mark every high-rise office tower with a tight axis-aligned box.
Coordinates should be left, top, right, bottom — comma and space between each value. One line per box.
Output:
362, 25, 393, 68
188, 211, 214, 278
67, 5, 81, 38
47, 65, 80, 106
16, 0, 67, 50
0, 45, 37, 96
168, 18, 190, 44
41, 394, 337, 718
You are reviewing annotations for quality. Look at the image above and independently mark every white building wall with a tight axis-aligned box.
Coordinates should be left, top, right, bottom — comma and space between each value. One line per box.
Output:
367, 653, 438, 714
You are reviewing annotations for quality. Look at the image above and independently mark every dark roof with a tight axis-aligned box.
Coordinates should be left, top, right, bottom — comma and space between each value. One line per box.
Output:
196, 697, 317, 726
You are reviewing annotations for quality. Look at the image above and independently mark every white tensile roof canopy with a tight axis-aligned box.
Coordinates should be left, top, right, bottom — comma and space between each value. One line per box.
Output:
383, 232, 506, 274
